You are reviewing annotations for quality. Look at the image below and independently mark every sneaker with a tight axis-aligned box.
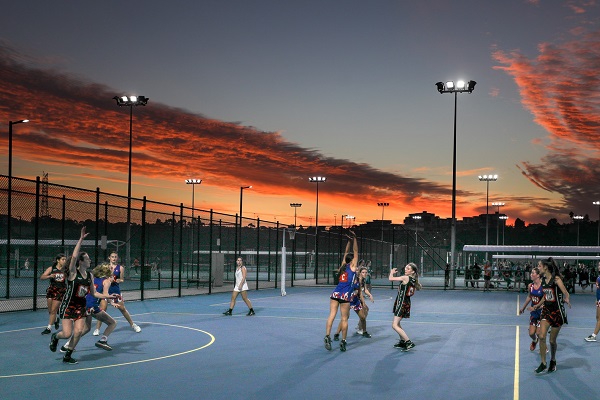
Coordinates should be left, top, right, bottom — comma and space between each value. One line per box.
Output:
95, 340, 113, 351
340, 339, 347, 352
60, 345, 70, 353
548, 360, 557, 373
584, 335, 597, 342
333, 333, 340, 341
132, 324, 141, 333
41, 328, 51, 335
534, 362, 547, 374
93, 329, 100, 336
49, 333, 59, 352
530, 340, 537, 351
356, 329, 364, 335
54, 318, 60, 330
394, 340, 406, 349
223, 310, 232, 316
324, 335, 332, 351
62, 356, 78, 364
402, 340, 415, 351
246, 309, 255, 316
362, 331, 372, 338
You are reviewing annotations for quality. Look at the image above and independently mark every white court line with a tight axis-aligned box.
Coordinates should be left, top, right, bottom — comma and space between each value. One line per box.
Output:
0, 322, 215, 379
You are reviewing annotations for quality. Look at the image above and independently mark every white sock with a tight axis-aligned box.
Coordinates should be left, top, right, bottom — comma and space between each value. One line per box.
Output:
592, 333, 597, 338
47, 325, 52, 329
101, 335, 108, 341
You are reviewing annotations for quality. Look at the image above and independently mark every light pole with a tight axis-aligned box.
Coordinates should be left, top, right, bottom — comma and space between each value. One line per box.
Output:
377, 202, 389, 241
499, 215, 508, 245
593, 201, 600, 247
345, 215, 355, 229
573, 215, 584, 245
478, 174, 498, 260
113, 95, 149, 269
492, 202, 505, 245
7, 119, 29, 284
309, 176, 326, 283
238, 185, 252, 258
436, 79, 476, 279
186, 179, 202, 276
290, 203, 302, 227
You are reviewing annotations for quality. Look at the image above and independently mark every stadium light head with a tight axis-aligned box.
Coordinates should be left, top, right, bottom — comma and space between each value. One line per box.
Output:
113, 95, 149, 106
435, 80, 476, 94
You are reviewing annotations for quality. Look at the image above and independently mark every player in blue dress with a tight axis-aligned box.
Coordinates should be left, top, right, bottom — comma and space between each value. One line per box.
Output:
584, 261, 600, 342
86, 263, 119, 351
94, 251, 141, 335
324, 232, 358, 352
519, 266, 544, 351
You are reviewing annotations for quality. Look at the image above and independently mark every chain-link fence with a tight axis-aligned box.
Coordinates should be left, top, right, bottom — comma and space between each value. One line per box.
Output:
1, 175, 454, 312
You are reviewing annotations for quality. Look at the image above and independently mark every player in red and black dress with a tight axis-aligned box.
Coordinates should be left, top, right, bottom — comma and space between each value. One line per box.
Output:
49, 227, 115, 364
519, 266, 544, 351
39, 253, 67, 334
389, 262, 421, 351
324, 232, 358, 352
535, 257, 571, 374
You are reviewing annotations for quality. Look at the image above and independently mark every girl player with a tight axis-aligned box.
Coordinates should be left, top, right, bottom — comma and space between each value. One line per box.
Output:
519, 266, 544, 351
389, 263, 421, 351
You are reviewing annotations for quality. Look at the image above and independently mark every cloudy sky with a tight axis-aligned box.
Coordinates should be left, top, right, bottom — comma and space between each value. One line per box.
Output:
1, 0, 600, 228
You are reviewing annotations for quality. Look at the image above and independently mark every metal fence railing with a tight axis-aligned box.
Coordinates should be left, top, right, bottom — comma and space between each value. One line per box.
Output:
1, 175, 453, 313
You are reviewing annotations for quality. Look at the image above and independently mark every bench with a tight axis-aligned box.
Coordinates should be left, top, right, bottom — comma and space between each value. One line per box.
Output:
464, 278, 525, 290
187, 277, 215, 288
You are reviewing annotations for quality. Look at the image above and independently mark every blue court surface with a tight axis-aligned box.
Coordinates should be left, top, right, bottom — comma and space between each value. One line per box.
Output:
1, 287, 598, 400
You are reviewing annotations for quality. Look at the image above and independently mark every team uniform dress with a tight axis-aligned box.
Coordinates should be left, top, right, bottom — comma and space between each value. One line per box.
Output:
86, 276, 106, 315
541, 276, 568, 327
46, 267, 67, 301
330, 263, 357, 303
528, 282, 544, 327
58, 271, 92, 321
109, 264, 122, 296
233, 266, 249, 292
350, 279, 365, 311
393, 276, 416, 318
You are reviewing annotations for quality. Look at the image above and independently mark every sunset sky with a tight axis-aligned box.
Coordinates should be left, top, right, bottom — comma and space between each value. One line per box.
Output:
1, 1, 600, 228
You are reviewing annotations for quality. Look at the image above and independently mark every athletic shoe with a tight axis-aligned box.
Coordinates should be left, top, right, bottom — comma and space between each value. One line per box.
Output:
95, 340, 112, 351
362, 331, 372, 338
60, 345, 69, 353
92, 329, 100, 336
41, 328, 51, 335
356, 329, 364, 335
548, 360, 557, 373
402, 340, 415, 351
246, 309, 255, 316
340, 339, 347, 352
223, 310, 232, 316
54, 318, 60, 330
49, 333, 58, 352
584, 335, 597, 342
333, 333, 340, 341
324, 335, 332, 351
530, 340, 537, 351
62, 356, 78, 364
132, 324, 142, 333
394, 340, 406, 349
534, 362, 547, 374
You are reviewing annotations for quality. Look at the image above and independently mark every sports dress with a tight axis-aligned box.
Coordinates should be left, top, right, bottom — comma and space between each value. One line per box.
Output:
330, 263, 357, 303
528, 282, 544, 327
86, 276, 107, 315
234, 266, 249, 292
350, 279, 365, 311
541, 276, 568, 327
109, 264, 122, 296
46, 266, 67, 301
393, 276, 416, 318
58, 271, 92, 321
595, 275, 600, 307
